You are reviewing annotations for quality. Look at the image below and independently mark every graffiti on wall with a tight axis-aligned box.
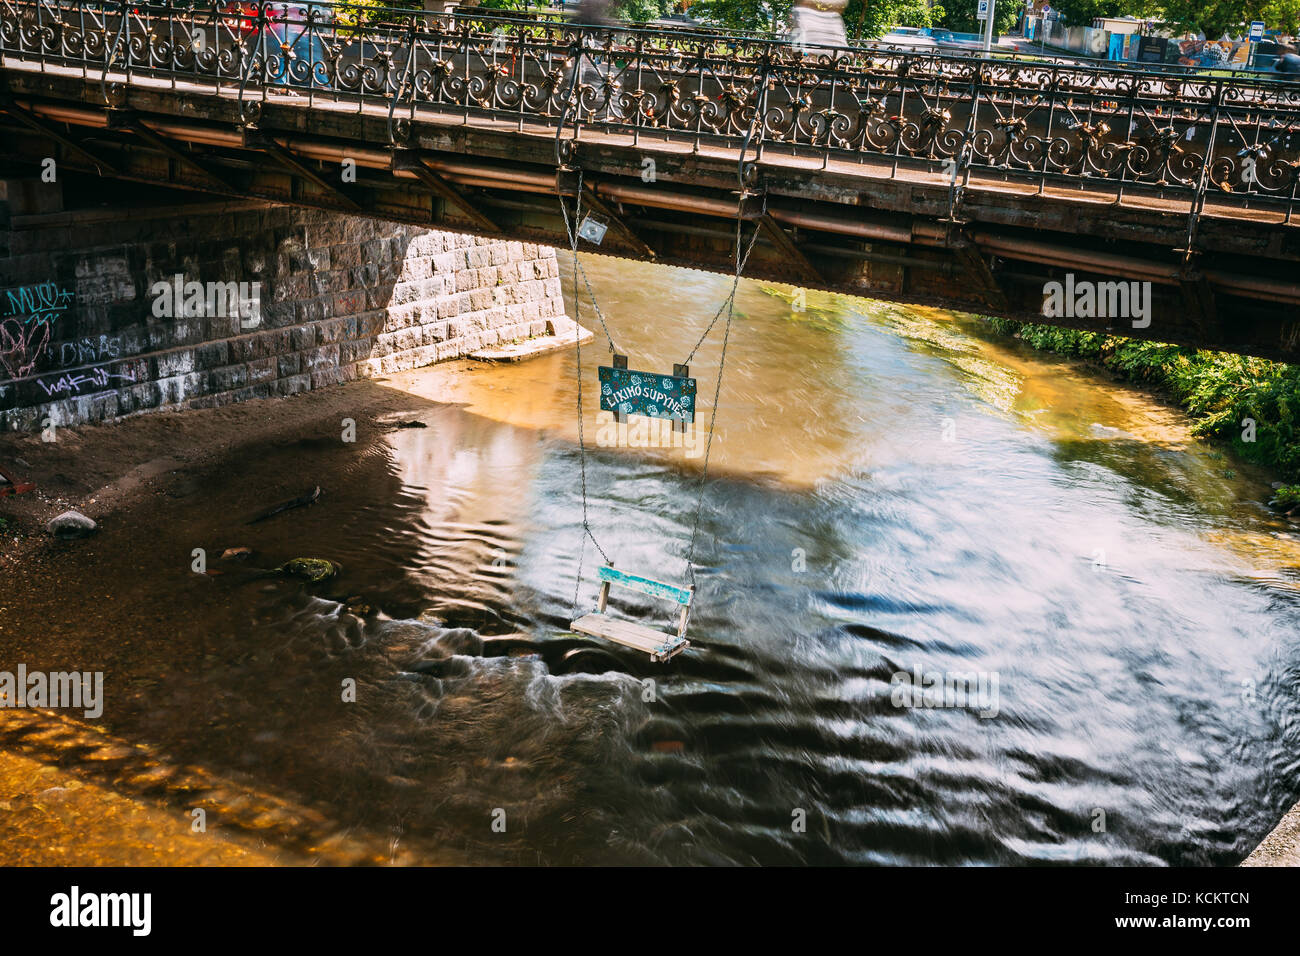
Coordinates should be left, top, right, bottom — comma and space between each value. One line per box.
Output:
0, 282, 140, 403
0, 281, 73, 381
1177, 38, 1250, 69
35, 365, 135, 399
54, 335, 124, 369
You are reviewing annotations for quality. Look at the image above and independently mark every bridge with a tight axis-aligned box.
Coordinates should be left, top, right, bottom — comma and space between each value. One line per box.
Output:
2, 1, 1300, 369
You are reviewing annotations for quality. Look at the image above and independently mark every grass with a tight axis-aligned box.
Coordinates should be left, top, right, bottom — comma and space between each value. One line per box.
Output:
1274, 484, 1300, 508
983, 318, 1300, 485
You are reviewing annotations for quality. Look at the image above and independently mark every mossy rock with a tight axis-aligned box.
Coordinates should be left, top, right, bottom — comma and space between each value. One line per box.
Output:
275, 558, 341, 582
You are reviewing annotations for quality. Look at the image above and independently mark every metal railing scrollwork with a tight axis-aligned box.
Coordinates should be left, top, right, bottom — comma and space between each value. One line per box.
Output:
1, 0, 1298, 213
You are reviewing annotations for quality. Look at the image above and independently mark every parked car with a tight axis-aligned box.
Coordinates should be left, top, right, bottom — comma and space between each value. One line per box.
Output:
877, 27, 939, 50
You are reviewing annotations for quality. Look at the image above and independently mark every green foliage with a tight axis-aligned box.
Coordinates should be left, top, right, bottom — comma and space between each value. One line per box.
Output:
690, 0, 942, 37
610, 0, 677, 21
844, 0, 945, 39
1044, 0, 1155, 28
1154, 0, 1289, 38
988, 319, 1300, 481
1012, 323, 1108, 356
689, 0, 788, 31
1261, 0, 1300, 33
335, 0, 409, 32
936, 0, 1018, 36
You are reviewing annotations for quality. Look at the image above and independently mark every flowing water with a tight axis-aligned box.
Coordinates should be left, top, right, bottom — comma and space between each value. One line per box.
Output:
3, 255, 1300, 865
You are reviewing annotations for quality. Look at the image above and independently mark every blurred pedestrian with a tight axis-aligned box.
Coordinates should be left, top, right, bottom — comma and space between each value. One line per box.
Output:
573, 0, 614, 26
1273, 43, 1300, 75
786, 0, 848, 51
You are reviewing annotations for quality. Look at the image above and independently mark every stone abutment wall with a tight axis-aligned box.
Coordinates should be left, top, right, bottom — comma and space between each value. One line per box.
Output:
0, 184, 569, 431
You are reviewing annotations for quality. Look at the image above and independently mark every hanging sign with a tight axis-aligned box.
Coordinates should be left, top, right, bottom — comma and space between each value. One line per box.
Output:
598, 358, 696, 424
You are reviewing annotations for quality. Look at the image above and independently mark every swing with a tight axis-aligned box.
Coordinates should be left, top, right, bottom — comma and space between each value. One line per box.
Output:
570, 565, 693, 662
553, 56, 766, 661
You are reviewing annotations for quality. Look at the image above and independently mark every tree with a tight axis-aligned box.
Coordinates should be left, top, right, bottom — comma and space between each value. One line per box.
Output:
936, 0, 1019, 36
844, 0, 944, 39
688, 0, 787, 32
1262, 0, 1300, 33
690, 0, 944, 37
611, 0, 677, 21
1038, 0, 1128, 27
1156, 0, 1277, 37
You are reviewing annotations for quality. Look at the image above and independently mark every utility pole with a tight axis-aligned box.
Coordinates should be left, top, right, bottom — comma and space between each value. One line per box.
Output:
981, 0, 997, 54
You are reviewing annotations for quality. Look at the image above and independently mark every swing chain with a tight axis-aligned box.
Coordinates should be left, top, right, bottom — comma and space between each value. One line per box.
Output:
682, 64, 771, 589
682, 203, 763, 366
555, 50, 615, 593
557, 170, 620, 355
563, 175, 613, 574
554, 39, 621, 357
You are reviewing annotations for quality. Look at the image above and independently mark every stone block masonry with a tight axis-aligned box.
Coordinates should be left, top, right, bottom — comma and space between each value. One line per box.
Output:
0, 193, 570, 431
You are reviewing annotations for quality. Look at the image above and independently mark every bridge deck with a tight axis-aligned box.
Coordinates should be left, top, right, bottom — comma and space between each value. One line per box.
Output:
4, 8, 1300, 362
3, 54, 1287, 230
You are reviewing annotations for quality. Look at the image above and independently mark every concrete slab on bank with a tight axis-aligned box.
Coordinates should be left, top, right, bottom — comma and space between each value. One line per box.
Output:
1243, 798, 1300, 866
470, 317, 593, 363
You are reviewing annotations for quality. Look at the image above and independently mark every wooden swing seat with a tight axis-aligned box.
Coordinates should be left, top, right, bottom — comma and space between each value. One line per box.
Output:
570, 565, 693, 662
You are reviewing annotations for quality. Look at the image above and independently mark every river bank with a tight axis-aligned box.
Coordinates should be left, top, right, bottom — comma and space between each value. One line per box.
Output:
0, 364, 487, 568
0, 366, 487, 864
1243, 800, 1300, 865
979, 318, 1300, 510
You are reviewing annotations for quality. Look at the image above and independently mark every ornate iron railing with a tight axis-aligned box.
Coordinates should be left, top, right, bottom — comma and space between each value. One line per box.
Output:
3, 0, 1300, 212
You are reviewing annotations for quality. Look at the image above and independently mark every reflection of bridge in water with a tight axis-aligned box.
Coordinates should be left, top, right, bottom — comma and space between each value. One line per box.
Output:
3, 2, 1300, 359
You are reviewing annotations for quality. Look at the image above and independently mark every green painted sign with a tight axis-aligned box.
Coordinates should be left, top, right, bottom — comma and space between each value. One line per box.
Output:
598, 365, 696, 423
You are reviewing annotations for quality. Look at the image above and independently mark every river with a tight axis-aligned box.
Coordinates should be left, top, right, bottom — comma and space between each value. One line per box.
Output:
2, 254, 1299, 865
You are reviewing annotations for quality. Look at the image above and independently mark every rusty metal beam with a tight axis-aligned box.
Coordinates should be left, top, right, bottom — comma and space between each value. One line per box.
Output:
391, 149, 501, 233
0, 463, 35, 497
106, 109, 240, 194
242, 129, 362, 211
755, 213, 822, 285
951, 240, 1010, 312
0, 95, 119, 176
